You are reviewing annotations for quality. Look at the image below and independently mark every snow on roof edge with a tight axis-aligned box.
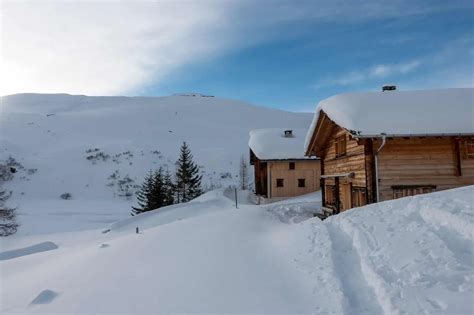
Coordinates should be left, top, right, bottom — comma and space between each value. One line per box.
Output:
304, 87, 474, 154
250, 128, 317, 160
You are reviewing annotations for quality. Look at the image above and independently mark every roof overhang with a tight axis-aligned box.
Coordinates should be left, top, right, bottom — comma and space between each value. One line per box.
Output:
353, 133, 474, 139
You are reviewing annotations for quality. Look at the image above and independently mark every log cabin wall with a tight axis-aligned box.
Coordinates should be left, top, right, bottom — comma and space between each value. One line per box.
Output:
321, 126, 368, 210
268, 160, 320, 198
374, 137, 474, 201
253, 158, 268, 197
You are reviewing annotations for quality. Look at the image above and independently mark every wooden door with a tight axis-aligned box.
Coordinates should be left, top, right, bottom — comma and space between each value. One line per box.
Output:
340, 183, 352, 211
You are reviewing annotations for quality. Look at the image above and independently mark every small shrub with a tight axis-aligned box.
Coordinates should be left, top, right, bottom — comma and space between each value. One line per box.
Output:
60, 193, 72, 200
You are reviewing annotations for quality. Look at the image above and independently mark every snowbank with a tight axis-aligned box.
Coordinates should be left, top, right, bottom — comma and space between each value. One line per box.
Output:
326, 186, 474, 314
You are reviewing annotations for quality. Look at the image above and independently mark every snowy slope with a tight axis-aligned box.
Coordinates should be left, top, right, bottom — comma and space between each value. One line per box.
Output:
0, 93, 312, 234
1, 187, 472, 314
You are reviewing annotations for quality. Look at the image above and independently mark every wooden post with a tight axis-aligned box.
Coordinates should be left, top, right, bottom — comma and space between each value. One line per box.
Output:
235, 188, 238, 209
136, 227, 139, 234
320, 178, 326, 208
334, 177, 340, 214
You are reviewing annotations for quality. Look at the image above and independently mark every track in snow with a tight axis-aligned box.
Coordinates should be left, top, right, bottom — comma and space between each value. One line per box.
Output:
326, 223, 384, 315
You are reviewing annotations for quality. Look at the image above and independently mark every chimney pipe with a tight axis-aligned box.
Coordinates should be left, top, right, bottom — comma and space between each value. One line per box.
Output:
382, 85, 397, 92
284, 130, 293, 137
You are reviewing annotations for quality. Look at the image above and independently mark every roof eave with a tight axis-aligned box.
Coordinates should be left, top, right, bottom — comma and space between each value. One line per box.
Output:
258, 157, 319, 162
353, 132, 474, 139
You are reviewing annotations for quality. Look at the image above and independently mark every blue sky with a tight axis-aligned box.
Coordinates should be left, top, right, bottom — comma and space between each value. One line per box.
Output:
140, 1, 474, 111
2, 0, 473, 111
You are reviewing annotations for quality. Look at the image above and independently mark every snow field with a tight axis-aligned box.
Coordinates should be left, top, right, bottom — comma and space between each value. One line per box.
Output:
1, 187, 473, 314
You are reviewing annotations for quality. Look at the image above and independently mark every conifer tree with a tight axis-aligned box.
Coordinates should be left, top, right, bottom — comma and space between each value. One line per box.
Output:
239, 155, 249, 190
150, 167, 166, 209
163, 168, 175, 206
175, 142, 202, 203
131, 170, 155, 216
0, 186, 18, 236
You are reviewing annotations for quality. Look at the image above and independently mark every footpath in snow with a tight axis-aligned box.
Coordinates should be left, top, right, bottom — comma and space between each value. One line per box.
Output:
1, 187, 473, 314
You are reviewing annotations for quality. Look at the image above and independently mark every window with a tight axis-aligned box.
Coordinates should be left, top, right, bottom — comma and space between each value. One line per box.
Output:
392, 185, 436, 199
335, 135, 347, 158
351, 187, 366, 208
289, 162, 295, 170
298, 178, 306, 188
276, 178, 284, 187
325, 185, 336, 206
463, 139, 474, 159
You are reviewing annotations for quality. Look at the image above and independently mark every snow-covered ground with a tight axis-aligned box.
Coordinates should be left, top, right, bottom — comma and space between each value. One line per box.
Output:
0, 93, 312, 235
1, 186, 472, 314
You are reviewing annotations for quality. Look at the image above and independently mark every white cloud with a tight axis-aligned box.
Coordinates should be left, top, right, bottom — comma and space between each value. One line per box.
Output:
0, 1, 240, 95
1, 0, 470, 96
369, 60, 420, 77
313, 60, 421, 89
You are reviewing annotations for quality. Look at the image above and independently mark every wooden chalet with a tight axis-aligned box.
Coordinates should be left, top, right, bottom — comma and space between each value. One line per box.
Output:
249, 129, 320, 200
305, 87, 474, 214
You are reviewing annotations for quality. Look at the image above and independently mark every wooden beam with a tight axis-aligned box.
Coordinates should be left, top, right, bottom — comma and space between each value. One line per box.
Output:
335, 177, 340, 214
320, 158, 325, 208
321, 178, 326, 208
454, 138, 462, 176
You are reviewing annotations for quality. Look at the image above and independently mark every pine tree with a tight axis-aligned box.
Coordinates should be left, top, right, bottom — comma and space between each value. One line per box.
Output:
175, 142, 202, 203
150, 167, 166, 209
0, 186, 18, 236
163, 168, 175, 206
131, 170, 155, 216
239, 155, 249, 190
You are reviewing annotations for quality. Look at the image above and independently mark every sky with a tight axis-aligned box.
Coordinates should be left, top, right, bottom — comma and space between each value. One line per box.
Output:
1, 0, 473, 111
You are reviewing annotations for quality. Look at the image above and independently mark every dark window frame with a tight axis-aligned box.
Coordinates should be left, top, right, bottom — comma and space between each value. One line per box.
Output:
335, 135, 347, 158
276, 178, 284, 187
298, 178, 306, 188
392, 185, 436, 199
463, 139, 474, 160
289, 162, 295, 170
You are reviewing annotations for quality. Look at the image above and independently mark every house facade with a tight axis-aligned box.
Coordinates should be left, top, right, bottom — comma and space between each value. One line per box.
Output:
305, 87, 474, 213
249, 129, 320, 200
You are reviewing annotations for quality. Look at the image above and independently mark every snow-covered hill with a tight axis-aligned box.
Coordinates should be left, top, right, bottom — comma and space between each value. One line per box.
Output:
0, 93, 312, 234
1, 186, 472, 314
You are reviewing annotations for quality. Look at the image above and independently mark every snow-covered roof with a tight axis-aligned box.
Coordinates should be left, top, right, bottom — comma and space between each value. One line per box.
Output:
305, 88, 474, 151
249, 128, 316, 160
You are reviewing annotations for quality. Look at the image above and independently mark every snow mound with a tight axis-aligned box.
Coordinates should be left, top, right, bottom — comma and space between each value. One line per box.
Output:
325, 186, 474, 314
106, 189, 233, 233
265, 191, 322, 223
0, 241, 58, 261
